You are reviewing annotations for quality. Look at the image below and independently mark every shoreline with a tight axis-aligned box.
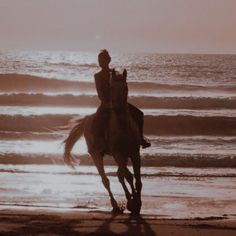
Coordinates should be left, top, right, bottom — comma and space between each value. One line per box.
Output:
0, 209, 235, 236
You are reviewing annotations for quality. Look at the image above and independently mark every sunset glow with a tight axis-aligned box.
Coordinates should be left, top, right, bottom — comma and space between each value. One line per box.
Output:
0, 0, 235, 53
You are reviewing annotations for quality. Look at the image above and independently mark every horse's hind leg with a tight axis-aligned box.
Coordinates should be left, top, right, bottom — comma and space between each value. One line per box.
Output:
131, 154, 142, 214
91, 153, 123, 214
131, 154, 142, 196
118, 166, 141, 213
117, 167, 133, 200
114, 155, 138, 213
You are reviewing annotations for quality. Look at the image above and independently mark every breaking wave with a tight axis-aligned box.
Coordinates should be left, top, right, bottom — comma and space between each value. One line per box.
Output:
0, 153, 235, 167
0, 93, 235, 109
0, 114, 235, 135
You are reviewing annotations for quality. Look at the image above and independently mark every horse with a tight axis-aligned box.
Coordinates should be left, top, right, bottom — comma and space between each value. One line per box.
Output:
63, 69, 142, 214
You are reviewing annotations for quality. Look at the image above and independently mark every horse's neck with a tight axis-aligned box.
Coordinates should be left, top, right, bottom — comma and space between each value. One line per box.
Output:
112, 103, 129, 115
110, 105, 130, 128
109, 105, 140, 149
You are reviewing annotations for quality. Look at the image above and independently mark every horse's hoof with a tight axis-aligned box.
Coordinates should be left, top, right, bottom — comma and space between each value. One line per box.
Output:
112, 206, 124, 215
127, 198, 142, 215
131, 207, 141, 215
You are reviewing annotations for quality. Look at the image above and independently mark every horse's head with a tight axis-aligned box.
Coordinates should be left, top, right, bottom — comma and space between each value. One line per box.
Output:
111, 69, 128, 111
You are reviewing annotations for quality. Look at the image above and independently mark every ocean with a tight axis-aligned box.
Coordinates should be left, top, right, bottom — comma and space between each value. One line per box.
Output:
0, 51, 236, 217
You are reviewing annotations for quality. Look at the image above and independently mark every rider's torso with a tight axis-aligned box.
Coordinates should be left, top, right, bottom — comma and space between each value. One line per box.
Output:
94, 69, 112, 109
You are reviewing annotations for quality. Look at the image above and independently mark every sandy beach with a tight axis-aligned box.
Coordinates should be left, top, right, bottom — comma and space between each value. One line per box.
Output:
0, 209, 235, 236
0, 164, 236, 235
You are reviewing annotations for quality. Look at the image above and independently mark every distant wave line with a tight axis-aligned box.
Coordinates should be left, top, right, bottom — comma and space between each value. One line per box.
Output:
0, 74, 235, 92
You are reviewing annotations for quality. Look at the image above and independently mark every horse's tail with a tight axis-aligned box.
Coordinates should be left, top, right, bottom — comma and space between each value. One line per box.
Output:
63, 117, 86, 166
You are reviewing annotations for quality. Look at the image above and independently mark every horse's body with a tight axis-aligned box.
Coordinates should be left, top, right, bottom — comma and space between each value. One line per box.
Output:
64, 69, 142, 214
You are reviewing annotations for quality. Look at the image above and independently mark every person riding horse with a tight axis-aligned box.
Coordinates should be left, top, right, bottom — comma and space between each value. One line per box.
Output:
93, 49, 151, 149
64, 53, 147, 214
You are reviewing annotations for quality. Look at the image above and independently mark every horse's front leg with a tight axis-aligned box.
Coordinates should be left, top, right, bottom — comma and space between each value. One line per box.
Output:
92, 153, 123, 214
131, 154, 142, 214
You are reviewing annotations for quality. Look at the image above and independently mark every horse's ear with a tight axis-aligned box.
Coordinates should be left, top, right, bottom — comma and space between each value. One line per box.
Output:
112, 68, 116, 78
123, 69, 127, 80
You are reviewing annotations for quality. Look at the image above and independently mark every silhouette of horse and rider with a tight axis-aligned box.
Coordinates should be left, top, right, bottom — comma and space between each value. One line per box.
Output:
64, 50, 151, 214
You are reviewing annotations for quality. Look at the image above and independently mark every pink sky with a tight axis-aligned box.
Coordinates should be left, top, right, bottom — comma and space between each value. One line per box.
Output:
0, 0, 235, 53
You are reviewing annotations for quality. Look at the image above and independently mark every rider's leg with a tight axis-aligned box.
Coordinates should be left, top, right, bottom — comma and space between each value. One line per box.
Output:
128, 103, 151, 148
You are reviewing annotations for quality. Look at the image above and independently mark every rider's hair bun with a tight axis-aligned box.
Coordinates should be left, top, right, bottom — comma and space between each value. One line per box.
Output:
98, 49, 111, 63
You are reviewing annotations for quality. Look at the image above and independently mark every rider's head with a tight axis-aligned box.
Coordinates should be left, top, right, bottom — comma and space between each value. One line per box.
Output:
98, 49, 111, 69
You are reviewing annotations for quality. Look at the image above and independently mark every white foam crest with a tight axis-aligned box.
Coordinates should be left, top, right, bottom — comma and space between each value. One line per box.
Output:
1, 106, 236, 117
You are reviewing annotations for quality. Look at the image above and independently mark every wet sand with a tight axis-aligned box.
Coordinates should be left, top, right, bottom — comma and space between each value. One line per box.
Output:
0, 209, 235, 236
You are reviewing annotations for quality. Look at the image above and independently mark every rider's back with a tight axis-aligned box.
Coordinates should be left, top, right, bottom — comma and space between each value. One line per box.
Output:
94, 69, 111, 109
